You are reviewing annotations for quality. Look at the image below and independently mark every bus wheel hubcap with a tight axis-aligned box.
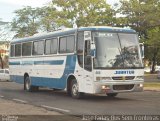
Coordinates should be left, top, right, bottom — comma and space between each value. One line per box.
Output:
26, 82, 29, 90
72, 84, 78, 96
26, 78, 30, 90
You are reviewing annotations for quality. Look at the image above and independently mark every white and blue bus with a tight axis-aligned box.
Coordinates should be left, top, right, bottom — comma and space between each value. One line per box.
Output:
9, 26, 144, 98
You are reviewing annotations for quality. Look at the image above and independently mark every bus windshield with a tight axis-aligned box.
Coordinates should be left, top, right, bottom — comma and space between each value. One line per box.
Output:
93, 32, 143, 69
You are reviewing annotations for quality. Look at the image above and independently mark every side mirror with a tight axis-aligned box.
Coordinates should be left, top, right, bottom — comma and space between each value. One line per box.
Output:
139, 43, 144, 58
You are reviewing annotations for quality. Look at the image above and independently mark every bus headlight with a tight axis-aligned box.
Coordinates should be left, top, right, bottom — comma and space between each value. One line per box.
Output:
102, 85, 110, 90
96, 77, 112, 81
139, 83, 143, 87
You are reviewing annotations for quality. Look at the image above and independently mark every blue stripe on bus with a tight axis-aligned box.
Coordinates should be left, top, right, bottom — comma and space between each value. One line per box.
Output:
34, 61, 44, 65
42, 60, 64, 65
9, 60, 64, 66
10, 55, 76, 89
22, 61, 34, 65
9, 62, 21, 65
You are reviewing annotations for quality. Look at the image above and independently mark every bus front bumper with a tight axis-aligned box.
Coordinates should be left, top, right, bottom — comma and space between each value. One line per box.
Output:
94, 81, 144, 94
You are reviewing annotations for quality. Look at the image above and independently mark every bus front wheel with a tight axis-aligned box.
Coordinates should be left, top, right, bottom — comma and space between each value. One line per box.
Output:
71, 79, 83, 99
24, 76, 38, 92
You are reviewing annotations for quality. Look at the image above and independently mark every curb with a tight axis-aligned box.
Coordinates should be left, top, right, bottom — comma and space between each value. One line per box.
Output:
144, 89, 160, 92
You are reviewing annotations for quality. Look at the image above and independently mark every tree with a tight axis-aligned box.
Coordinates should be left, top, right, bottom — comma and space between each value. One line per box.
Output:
11, 1, 115, 36
38, 6, 59, 32
117, 0, 160, 35
145, 27, 160, 73
0, 21, 11, 69
117, 0, 160, 73
49, 0, 114, 27
11, 6, 42, 38
0, 41, 9, 69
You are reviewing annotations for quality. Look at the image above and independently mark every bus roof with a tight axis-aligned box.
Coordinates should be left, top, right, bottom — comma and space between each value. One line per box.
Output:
11, 26, 136, 44
78, 26, 136, 33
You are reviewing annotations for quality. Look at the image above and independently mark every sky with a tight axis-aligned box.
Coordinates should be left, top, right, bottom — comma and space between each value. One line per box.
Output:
0, 0, 119, 22
0, 0, 51, 22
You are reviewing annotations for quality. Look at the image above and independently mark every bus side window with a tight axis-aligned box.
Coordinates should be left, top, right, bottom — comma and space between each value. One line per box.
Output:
15, 44, 22, 57
59, 36, 75, 53
32, 41, 44, 55
22, 42, 32, 56
45, 38, 58, 54
10, 45, 15, 57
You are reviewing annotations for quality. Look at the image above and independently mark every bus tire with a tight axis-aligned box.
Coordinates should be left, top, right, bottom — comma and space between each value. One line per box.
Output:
24, 76, 38, 92
107, 93, 118, 97
71, 79, 83, 99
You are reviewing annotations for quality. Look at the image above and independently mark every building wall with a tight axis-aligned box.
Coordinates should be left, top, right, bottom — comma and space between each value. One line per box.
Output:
0, 43, 9, 58
0, 43, 9, 68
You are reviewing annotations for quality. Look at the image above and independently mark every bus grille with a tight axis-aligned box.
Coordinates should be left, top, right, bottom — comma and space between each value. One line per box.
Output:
112, 76, 135, 80
113, 84, 134, 91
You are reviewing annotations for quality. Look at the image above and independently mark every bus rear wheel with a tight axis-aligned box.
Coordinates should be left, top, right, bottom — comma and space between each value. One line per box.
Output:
24, 76, 38, 92
107, 93, 118, 97
71, 79, 83, 99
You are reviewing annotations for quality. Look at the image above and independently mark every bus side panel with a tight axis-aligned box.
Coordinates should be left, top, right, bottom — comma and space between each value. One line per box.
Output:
31, 55, 76, 89
10, 75, 24, 84
9, 60, 24, 84
10, 55, 77, 89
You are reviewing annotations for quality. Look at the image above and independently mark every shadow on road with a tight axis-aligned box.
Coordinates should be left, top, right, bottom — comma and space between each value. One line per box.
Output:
0, 81, 138, 103
27, 88, 136, 102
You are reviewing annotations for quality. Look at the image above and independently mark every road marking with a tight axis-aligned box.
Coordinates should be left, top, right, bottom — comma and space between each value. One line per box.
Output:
0, 95, 4, 98
41, 105, 70, 113
13, 99, 27, 104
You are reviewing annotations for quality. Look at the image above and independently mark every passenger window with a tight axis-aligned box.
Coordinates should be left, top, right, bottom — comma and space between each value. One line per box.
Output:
22, 42, 32, 56
15, 44, 21, 57
66, 36, 74, 53
10, 45, 15, 57
33, 41, 44, 55
0, 70, 4, 73
59, 35, 75, 53
45, 38, 57, 54
59, 37, 67, 53
5, 70, 9, 74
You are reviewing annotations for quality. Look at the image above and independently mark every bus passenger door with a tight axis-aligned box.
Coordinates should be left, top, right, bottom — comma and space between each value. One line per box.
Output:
83, 40, 94, 93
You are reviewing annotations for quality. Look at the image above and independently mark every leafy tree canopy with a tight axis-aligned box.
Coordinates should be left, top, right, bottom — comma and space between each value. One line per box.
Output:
117, 0, 160, 72
11, 6, 42, 38
50, 0, 114, 27
117, 0, 160, 37
11, 0, 114, 37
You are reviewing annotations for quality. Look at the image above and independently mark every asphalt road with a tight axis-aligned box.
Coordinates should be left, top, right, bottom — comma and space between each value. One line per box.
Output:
0, 81, 159, 116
